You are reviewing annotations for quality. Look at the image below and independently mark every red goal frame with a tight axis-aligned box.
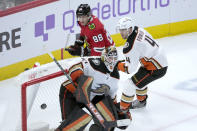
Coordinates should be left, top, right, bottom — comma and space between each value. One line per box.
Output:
21, 70, 65, 131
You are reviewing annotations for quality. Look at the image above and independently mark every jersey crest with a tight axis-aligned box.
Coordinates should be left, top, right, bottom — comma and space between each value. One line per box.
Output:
123, 42, 129, 49
88, 23, 96, 30
92, 59, 101, 65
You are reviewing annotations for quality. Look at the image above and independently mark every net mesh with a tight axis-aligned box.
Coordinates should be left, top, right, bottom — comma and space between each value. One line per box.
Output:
15, 59, 72, 130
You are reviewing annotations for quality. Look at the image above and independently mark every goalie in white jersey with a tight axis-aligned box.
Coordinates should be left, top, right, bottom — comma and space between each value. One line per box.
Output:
56, 46, 131, 131
116, 17, 168, 110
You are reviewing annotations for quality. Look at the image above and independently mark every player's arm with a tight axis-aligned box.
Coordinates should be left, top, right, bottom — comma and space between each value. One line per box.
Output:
63, 62, 84, 93
117, 60, 129, 73
124, 48, 141, 74
122, 28, 143, 74
75, 34, 85, 46
65, 36, 90, 56
65, 33, 86, 56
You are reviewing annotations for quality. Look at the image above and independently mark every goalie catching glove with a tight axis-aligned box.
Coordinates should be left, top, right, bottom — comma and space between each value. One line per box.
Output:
115, 102, 132, 130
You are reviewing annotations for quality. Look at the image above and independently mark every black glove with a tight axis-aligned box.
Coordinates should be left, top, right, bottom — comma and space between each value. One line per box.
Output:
115, 103, 132, 130
65, 39, 85, 56
74, 39, 84, 46
65, 45, 83, 56
83, 46, 91, 56
91, 84, 110, 96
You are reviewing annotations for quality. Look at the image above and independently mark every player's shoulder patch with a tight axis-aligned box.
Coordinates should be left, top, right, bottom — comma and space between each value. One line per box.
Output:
88, 58, 101, 65
91, 59, 101, 65
123, 26, 138, 54
88, 23, 96, 30
88, 58, 108, 73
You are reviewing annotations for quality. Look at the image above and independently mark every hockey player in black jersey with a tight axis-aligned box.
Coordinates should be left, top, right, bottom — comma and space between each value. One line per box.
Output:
55, 46, 131, 131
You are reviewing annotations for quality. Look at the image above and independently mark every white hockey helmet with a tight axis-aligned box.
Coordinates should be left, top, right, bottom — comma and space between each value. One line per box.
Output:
101, 46, 118, 72
116, 17, 133, 30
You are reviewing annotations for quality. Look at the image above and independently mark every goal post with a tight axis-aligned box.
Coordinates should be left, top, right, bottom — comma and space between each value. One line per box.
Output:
16, 59, 75, 131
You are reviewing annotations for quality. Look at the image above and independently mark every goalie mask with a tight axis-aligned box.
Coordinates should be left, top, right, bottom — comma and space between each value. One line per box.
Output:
101, 46, 118, 72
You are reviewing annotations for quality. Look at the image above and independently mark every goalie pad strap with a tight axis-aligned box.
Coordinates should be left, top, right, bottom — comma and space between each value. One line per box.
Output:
75, 75, 93, 104
63, 114, 92, 131
58, 106, 92, 131
96, 101, 115, 122
62, 80, 76, 93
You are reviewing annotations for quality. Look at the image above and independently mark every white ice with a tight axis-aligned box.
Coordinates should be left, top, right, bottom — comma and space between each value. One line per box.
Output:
0, 32, 197, 131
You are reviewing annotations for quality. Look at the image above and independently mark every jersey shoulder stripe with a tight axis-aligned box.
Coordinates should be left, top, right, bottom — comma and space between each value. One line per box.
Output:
68, 62, 84, 81
123, 26, 139, 54
88, 58, 120, 79
88, 58, 108, 74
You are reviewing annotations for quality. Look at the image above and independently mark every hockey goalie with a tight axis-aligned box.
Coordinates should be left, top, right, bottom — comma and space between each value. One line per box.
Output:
55, 46, 132, 131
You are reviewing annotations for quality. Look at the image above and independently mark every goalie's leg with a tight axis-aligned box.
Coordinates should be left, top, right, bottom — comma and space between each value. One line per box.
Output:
59, 80, 80, 120
90, 95, 132, 131
56, 81, 92, 131
55, 105, 92, 131
91, 95, 117, 131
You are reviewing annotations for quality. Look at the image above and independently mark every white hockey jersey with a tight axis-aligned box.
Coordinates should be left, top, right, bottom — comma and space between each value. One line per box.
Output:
123, 26, 168, 74
65, 57, 119, 100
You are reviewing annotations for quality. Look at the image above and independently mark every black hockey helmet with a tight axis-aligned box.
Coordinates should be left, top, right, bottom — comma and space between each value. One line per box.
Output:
76, 4, 91, 17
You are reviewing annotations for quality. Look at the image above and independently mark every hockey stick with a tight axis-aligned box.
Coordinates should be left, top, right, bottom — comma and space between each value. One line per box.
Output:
65, 33, 70, 48
61, 33, 70, 59
64, 48, 70, 51
47, 52, 76, 87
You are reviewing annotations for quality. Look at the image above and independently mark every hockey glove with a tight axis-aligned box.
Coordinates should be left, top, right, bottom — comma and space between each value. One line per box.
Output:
91, 84, 110, 96
74, 39, 84, 46
83, 46, 91, 56
75, 39, 91, 56
65, 39, 84, 56
65, 45, 83, 56
74, 75, 93, 104
115, 103, 132, 130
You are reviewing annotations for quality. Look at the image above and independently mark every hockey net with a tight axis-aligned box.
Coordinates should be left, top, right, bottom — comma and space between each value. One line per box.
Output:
15, 59, 75, 131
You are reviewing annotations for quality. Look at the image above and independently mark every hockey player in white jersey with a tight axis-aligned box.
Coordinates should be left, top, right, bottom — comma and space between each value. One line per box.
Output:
116, 17, 168, 110
56, 46, 131, 131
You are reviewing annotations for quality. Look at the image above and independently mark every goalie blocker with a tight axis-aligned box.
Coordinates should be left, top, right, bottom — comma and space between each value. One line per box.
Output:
56, 47, 131, 131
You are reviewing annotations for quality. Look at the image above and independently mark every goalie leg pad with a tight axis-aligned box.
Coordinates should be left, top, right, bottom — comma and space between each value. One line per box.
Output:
56, 105, 92, 131
93, 96, 118, 130
89, 123, 104, 131
59, 83, 83, 120
95, 96, 116, 122
74, 75, 94, 104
